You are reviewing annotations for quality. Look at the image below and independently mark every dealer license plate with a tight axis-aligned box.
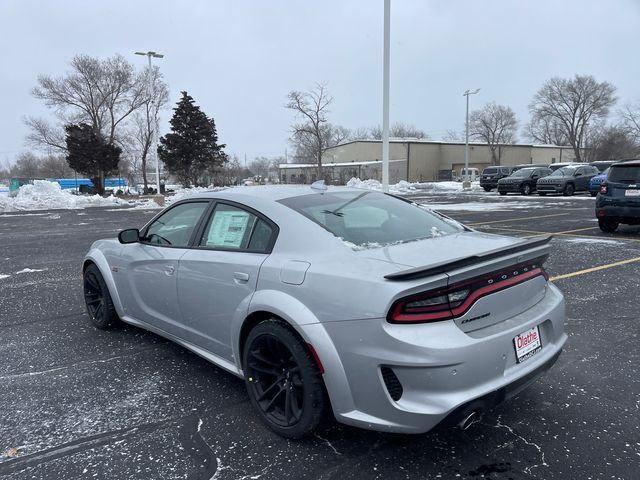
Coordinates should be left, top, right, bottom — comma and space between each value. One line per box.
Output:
624, 189, 640, 197
513, 326, 542, 363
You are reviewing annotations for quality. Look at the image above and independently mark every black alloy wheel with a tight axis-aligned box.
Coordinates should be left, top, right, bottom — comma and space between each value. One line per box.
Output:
483, 187, 492, 192
83, 264, 119, 329
563, 183, 575, 196
244, 320, 326, 438
521, 184, 531, 195
499, 191, 507, 195
598, 218, 619, 233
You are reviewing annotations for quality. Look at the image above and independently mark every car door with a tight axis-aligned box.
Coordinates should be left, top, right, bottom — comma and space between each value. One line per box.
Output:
116, 201, 210, 337
177, 201, 278, 361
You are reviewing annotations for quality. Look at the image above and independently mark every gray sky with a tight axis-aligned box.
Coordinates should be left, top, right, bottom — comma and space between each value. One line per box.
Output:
1, 0, 639, 165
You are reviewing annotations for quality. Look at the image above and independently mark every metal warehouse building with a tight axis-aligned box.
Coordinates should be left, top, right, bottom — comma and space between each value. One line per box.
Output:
279, 139, 577, 184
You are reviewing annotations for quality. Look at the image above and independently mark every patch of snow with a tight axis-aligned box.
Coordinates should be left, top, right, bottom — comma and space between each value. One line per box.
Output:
561, 238, 623, 245
0, 180, 154, 212
428, 201, 546, 212
15, 268, 47, 274
346, 177, 484, 194
0, 274, 10, 280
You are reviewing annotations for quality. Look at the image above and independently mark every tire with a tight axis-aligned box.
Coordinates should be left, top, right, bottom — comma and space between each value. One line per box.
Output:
563, 184, 575, 196
243, 319, 326, 438
598, 218, 619, 233
483, 187, 492, 192
521, 184, 531, 195
590, 191, 598, 197
83, 264, 119, 329
538, 192, 547, 196
499, 191, 507, 196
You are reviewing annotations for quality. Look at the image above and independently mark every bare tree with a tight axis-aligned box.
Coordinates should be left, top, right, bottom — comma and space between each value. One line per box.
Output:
286, 83, 333, 178
12, 152, 41, 178
585, 124, 640, 161
469, 102, 518, 165
368, 122, 428, 140
528, 75, 617, 162
130, 66, 169, 193
443, 129, 463, 142
26, 54, 147, 152
524, 113, 568, 145
620, 102, 640, 143
39, 154, 74, 178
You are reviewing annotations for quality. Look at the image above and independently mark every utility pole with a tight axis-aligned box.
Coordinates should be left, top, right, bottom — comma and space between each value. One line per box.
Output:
135, 51, 164, 194
463, 88, 480, 188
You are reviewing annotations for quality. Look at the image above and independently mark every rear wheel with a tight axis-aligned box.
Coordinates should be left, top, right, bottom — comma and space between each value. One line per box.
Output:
598, 218, 619, 233
521, 184, 531, 195
590, 191, 598, 197
83, 264, 119, 329
243, 320, 326, 438
563, 184, 575, 196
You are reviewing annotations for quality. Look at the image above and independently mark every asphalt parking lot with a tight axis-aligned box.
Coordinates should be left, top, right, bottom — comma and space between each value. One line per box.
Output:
1, 191, 638, 480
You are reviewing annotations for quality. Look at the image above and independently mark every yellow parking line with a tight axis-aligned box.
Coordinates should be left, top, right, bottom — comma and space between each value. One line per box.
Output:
467, 212, 570, 226
550, 257, 640, 281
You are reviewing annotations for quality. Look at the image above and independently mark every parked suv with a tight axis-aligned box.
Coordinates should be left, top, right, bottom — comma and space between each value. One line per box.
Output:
536, 165, 599, 196
497, 167, 552, 195
480, 166, 512, 191
595, 160, 640, 232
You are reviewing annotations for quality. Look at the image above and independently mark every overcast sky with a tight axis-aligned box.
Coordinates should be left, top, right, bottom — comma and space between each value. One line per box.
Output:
1, 0, 639, 165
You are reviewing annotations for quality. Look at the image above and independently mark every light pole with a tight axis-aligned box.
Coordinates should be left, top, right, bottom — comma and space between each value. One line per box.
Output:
381, 0, 391, 192
463, 88, 480, 187
135, 51, 164, 195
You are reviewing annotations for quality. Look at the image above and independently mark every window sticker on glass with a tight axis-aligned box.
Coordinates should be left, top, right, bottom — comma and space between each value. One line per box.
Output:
207, 210, 251, 248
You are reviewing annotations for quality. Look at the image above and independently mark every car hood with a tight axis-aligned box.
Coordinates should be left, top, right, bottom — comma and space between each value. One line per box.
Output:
354, 231, 521, 269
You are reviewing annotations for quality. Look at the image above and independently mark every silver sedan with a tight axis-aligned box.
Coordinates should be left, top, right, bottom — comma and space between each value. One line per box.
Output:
82, 186, 566, 438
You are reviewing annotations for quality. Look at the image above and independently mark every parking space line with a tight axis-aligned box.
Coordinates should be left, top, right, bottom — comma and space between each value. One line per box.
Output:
550, 256, 640, 282
476, 225, 640, 243
467, 212, 570, 226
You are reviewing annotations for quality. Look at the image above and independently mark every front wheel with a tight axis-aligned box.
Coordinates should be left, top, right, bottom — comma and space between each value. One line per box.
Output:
521, 184, 531, 195
83, 264, 119, 329
499, 191, 507, 196
538, 192, 547, 196
598, 218, 619, 233
483, 187, 492, 192
243, 320, 326, 438
563, 184, 575, 196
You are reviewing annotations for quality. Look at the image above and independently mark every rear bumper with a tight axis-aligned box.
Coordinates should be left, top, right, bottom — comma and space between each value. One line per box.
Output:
595, 202, 640, 222
308, 283, 566, 434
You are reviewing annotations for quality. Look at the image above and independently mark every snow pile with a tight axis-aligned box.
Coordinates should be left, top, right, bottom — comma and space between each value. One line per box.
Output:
0, 180, 155, 212
346, 177, 483, 194
165, 186, 230, 206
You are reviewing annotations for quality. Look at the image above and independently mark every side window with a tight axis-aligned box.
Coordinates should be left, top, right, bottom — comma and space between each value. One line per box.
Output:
200, 203, 275, 252
143, 202, 208, 247
575, 168, 584, 176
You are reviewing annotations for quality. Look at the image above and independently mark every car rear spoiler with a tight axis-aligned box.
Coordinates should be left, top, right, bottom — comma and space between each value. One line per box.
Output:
384, 235, 552, 281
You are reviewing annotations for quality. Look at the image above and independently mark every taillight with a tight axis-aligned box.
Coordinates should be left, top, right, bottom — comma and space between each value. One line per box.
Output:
600, 182, 608, 195
387, 258, 547, 324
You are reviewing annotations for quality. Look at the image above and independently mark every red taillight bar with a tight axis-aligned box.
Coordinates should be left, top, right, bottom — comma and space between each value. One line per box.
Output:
387, 259, 547, 324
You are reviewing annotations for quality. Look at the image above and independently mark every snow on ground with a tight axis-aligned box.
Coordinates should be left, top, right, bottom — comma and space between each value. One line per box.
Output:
164, 186, 229, 206
561, 237, 624, 245
15, 268, 47, 274
346, 177, 484, 194
0, 274, 9, 280
427, 202, 547, 212
0, 181, 157, 213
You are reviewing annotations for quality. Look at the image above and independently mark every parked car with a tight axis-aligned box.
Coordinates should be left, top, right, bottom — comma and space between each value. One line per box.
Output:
589, 160, 618, 173
497, 167, 552, 195
83, 186, 566, 438
536, 165, 600, 196
479, 166, 512, 191
589, 168, 609, 197
595, 160, 640, 232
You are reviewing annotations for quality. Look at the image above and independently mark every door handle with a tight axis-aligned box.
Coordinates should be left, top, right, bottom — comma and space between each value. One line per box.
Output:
233, 272, 250, 282
164, 265, 175, 276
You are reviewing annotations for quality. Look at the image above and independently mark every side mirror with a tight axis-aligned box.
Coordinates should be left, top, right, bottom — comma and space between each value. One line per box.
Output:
118, 228, 140, 244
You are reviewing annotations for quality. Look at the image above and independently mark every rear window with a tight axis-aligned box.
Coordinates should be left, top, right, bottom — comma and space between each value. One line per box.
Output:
482, 167, 498, 174
279, 191, 463, 247
608, 165, 640, 184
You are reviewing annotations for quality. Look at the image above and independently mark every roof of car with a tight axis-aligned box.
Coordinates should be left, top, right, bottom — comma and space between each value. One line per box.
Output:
185, 185, 369, 202
611, 159, 640, 166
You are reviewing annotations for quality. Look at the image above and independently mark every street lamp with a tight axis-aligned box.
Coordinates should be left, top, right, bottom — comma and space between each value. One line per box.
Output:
135, 51, 164, 195
463, 88, 480, 187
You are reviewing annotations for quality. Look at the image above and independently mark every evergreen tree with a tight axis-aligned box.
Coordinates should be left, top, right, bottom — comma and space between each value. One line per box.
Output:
158, 91, 227, 187
65, 123, 121, 194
